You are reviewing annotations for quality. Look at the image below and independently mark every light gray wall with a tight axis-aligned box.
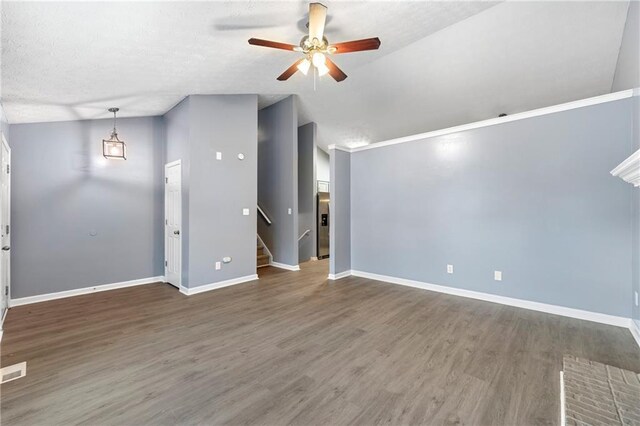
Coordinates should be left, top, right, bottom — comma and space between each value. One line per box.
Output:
187, 95, 258, 286
350, 99, 635, 317
164, 97, 191, 285
298, 122, 316, 262
10, 116, 165, 298
317, 148, 330, 183
164, 95, 258, 288
330, 149, 351, 275
257, 96, 298, 266
633, 94, 640, 327
613, 1, 640, 92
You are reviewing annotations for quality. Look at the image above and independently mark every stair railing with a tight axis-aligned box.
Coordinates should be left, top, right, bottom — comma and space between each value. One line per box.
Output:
257, 205, 272, 225
298, 229, 311, 243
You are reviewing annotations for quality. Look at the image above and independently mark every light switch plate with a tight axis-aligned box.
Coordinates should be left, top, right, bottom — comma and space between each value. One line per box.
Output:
216, 152, 222, 160
447, 264, 453, 274
215, 261, 221, 270
494, 271, 502, 281
288, 208, 292, 215
242, 208, 250, 216
635, 291, 639, 307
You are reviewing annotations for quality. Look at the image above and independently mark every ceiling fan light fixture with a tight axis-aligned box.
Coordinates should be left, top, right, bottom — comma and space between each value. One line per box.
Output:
312, 52, 326, 67
297, 58, 311, 75
248, 3, 381, 83
317, 62, 329, 76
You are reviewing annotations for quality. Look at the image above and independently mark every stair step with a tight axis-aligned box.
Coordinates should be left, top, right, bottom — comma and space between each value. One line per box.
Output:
257, 253, 270, 267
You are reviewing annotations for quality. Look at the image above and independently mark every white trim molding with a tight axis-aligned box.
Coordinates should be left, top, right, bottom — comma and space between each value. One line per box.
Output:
328, 270, 352, 280
327, 144, 352, 153
331, 89, 637, 153
349, 270, 631, 328
629, 319, 640, 349
270, 262, 300, 271
560, 371, 566, 426
611, 148, 640, 187
179, 274, 258, 296
9, 276, 165, 307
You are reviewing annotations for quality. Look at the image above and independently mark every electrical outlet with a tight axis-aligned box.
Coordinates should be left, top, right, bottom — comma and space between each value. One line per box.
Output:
216, 152, 222, 160
288, 208, 292, 215
494, 271, 502, 281
635, 291, 639, 307
447, 264, 453, 274
242, 208, 250, 216
215, 261, 221, 270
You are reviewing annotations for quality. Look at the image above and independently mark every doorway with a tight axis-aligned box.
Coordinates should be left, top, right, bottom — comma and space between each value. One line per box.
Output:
164, 160, 182, 289
0, 134, 11, 324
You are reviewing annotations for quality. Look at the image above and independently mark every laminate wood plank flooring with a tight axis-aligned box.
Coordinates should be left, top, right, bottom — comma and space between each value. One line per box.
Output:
1, 259, 639, 425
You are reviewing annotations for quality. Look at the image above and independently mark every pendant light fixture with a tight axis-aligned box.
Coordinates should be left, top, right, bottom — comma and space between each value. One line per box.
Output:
102, 107, 126, 160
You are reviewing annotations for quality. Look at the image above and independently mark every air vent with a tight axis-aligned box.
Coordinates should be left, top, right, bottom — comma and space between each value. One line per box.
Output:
1, 361, 26, 384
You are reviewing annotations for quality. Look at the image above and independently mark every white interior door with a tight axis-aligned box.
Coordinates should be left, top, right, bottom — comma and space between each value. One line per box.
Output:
164, 160, 182, 288
0, 135, 11, 318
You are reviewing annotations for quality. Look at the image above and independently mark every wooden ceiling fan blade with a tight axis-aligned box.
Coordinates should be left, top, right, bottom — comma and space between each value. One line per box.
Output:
277, 59, 305, 81
248, 38, 297, 51
330, 37, 381, 54
308, 3, 327, 42
325, 58, 347, 82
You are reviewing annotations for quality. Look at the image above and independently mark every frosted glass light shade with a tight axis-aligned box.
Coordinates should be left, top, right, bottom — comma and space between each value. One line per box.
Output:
103, 137, 126, 160
312, 52, 326, 67
317, 62, 329, 76
297, 59, 311, 75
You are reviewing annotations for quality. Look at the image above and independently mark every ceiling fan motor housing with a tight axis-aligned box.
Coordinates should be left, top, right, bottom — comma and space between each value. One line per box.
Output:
300, 35, 329, 53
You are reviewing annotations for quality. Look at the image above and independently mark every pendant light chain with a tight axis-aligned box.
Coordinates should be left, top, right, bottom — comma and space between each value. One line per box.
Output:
108, 107, 120, 139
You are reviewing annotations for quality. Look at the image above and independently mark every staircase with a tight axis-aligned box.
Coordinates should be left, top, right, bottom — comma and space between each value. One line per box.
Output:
257, 238, 270, 268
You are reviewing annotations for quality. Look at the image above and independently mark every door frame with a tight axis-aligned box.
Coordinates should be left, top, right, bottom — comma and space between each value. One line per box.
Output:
164, 159, 182, 289
1, 133, 11, 319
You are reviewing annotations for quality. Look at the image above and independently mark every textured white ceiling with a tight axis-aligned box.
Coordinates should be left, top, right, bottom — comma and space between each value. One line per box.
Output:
1, 1, 630, 150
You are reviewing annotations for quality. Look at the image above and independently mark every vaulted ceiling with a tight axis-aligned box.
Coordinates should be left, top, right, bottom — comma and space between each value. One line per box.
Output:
1, 1, 632, 150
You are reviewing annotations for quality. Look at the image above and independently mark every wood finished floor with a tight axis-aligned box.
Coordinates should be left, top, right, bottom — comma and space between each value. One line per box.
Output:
1, 260, 639, 425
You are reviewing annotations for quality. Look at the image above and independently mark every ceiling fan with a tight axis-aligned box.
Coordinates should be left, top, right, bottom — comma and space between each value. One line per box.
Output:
248, 2, 381, 82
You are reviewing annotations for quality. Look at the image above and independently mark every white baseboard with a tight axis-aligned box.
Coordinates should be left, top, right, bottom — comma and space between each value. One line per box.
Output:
1, 307, 7, 328
328, 270, 352, 280
350, 270, 631, 328
310, 257, 319, 261
9, 276, 165, 307
270, 262, 300, 271
629, 319, 640, 349
560, 371, 566, 426
179, 274, 258, 296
